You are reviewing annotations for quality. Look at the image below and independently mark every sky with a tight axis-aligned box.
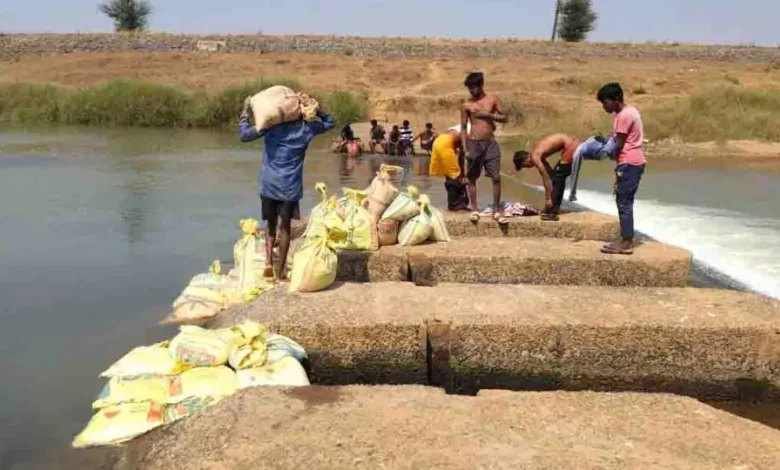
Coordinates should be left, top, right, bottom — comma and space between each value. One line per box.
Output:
1, 0, 779, 46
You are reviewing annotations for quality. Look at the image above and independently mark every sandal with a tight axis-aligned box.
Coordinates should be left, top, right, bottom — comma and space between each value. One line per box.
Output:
540, 212, 560, 222
600, 244, 634, 255
262, 266, 275, 278
493, 213, 510, 225
469, 211, 481, 222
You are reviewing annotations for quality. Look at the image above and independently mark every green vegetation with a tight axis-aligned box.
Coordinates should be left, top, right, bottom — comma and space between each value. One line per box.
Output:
99, 0, 153, 32
644, 86, 780, 142
557, 0, 598, 43
507, 86, 780, 144
0, 79, 368, 129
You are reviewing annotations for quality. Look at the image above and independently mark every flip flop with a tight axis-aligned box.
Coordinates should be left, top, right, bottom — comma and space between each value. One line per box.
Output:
493, 213, 510, 225
469, 212, 481, 222
601, 245, 634, 255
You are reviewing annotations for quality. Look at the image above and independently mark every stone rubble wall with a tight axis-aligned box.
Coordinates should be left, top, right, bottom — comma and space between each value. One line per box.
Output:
1, 33, 779, 63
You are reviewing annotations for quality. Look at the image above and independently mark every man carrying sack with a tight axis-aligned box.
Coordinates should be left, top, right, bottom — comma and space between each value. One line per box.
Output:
239, 95, 335, 281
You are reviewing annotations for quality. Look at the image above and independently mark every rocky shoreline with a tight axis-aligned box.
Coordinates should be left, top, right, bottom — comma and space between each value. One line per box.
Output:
2, 33, 779, 63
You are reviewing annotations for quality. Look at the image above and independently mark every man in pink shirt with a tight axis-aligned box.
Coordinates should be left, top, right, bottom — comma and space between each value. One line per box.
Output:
597, 83, 646, 255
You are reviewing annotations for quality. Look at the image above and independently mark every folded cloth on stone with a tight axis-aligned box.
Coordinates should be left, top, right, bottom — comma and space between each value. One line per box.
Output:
480, 202, 540, 218
569, 136, 618, 202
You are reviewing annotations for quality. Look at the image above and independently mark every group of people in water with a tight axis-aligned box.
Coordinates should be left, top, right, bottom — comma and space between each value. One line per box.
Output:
333, 120, 438, 157
241, 71, 646, 279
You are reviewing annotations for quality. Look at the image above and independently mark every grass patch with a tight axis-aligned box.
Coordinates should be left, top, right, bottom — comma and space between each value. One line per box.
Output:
644, 86, 780, 142
0, 78, 366, 129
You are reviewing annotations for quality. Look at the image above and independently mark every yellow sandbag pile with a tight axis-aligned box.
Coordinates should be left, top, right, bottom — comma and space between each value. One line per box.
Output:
168, 218, 282, 322
74, 321, 309, 448
249, 85, 319, 132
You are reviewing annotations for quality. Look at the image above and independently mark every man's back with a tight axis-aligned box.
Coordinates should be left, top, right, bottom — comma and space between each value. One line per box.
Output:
239, 115, 334, 202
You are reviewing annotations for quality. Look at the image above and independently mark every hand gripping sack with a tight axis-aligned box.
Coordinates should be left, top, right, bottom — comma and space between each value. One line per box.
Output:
289, 229, 341, 293
398, 201, 433, 246
334, 189, 379, 251
419, 194, 451, 242
365, 164, 402, 221
249, 85, 319, 131
381, 185, 421, 222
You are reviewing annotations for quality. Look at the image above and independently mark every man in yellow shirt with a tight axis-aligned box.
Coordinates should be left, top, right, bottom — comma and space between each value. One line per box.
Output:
429, 125, 469, 211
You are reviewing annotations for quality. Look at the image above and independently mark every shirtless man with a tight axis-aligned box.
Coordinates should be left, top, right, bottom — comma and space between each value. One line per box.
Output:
513, 133, 612, 220
415, 123, 438, 155
368, 119, 387, 154
460, 72, 508, 223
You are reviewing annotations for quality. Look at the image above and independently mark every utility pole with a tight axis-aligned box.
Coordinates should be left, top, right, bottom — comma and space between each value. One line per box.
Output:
551, 0, 561, 41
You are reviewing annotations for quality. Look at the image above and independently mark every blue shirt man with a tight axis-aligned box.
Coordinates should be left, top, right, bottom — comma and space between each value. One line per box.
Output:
238, 100, 335, 281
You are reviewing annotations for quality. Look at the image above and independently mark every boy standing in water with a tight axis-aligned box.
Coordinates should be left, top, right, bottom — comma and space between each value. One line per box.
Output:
597, 83, 646, 255
239, 98, 335, 280
415, 123, 438, 155
461, 72, 509, 223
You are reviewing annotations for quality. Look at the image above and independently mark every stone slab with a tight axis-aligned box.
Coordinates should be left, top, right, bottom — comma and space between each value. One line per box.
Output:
335, 249, 409, 282
212, 282, 780, 400
388, 237, 692, 287
210, 283, 427, 385
444, 210, 619, 240
429, 283, 780, 400
71, 386, 780, 470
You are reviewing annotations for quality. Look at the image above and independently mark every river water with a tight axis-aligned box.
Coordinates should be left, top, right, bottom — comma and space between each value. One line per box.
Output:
1, 128, 779, 467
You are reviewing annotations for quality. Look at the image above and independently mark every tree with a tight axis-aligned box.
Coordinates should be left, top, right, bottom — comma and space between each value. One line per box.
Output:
557, 0, 597, 42
99, 0, 152, 32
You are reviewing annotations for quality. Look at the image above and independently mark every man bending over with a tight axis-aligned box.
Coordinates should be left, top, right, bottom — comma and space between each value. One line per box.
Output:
514, 134, 614, 220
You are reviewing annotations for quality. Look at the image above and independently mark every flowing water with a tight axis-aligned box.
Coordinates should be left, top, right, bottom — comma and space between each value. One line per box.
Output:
1, 128, 778, 467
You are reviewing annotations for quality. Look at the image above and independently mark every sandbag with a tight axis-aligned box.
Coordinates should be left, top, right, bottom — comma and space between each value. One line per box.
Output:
334, 189, 379, 251
266, 333, 307, 364
168, 326, 243, 367
419, 194, 451, 242
249, 86, 319, 132
302, 183, 330, 239
228, 322, 269, 370
381, 185, 421, 222
72, 401, 165, 448
304, 193, 344, 241
171, 285, 229, 321
233, 219, 267, 294
365, 164, 402, 221
377, 219, 399, 246
92, 366, 238, 409
289, 232, 339, 293
237, 357, 310, 389
398, 204, 433, 246
187, 272, 232, 289
101, 342, 188, 378
164, 395, 224, 424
